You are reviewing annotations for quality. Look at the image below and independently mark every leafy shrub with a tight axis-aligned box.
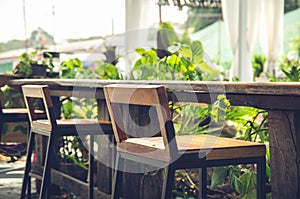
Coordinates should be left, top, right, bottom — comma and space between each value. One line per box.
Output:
130, 22, 220, 81
252, 54, 266, 78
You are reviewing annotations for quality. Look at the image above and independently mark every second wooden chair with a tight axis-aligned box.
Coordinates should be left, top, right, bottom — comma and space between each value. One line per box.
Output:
21, 85, 112, 199
104, 84, 266, 199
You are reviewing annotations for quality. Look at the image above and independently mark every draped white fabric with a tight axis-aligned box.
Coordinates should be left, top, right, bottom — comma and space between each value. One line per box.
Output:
124, 0, 151, 74
221, 0, 262, 81
242, 0, 262, 81
221, 0, 239, 80
260, 0, 284, 76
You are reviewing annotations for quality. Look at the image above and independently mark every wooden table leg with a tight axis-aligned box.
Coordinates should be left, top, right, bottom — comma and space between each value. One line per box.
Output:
268, 110, 300, 199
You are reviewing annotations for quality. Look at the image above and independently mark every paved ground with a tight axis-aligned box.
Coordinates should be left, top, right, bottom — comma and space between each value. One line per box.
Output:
0, 155, 32, 199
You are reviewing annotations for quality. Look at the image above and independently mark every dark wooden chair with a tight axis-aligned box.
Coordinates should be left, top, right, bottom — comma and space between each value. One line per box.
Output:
21, 85, 112, 199
104, 84, 266, 199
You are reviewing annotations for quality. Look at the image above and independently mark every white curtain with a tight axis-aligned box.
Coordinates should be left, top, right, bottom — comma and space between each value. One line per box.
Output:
124, 0, 151, 74
222, 0, 262, 81
260, 0, 284, 76
221, 0, 239, 80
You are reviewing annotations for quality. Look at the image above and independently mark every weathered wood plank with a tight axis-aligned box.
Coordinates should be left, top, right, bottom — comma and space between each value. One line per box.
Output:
9, 79, 300, 96
268, 111, 300, 199
169, 92, 300, 111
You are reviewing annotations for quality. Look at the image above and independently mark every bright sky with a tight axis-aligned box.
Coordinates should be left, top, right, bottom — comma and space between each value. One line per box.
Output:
0, 0, 188, 43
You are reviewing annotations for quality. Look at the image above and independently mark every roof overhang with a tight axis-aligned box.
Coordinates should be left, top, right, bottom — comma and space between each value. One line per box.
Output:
157, 0, 222, 9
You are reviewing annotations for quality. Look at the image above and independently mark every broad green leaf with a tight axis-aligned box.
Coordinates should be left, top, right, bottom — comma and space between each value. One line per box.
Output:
179, 44, 193, 61
191, 41, 204, 63
231, 175, 243, 194
188, 65, 195, 72
180, 31, 191, 45
211, 166, 228, 188
240, 171, 256, 197
135, 48, 147, 56
229, 166, 243, 194
196, 62, 217, 74
159, 22, 179, 48
167, 54, 180, 66
141, 57, 148, 65
147, 49, 158, 63
241, 189, 256, 199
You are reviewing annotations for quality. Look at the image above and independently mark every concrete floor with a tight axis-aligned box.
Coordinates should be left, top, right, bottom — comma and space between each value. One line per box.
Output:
0, 155, 29, 199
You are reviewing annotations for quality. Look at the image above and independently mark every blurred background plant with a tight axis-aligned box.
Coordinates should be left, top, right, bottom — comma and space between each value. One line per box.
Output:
130, 22, 220, 81
252, 54, 266, 78
278, 25, 300, 82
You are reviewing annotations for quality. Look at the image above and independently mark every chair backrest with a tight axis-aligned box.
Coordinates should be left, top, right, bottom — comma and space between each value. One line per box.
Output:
104, 84, 178, 155
22, 85, 56, 131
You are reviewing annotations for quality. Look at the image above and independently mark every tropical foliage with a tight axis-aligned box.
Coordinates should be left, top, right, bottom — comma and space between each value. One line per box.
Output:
278, 25, 300, 82
130, 22, 220, 81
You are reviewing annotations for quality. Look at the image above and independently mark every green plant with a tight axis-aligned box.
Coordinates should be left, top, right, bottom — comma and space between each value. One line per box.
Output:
172, 94, 270, 198
278, 25, 300, 82
59, 136, 88, 171
43, 52, 55, 74
60, 58, 121, 80
252, 54, 266, 78
93, 61, 121, 80
131, 41, 220, 81
173, 95, 230, 135
209, 105, 270, 198
131, 22, 220, 81
13, 51, 54, 77
13, 51, 35, 77
60, 58, 84, 79
211, 165, 257, 198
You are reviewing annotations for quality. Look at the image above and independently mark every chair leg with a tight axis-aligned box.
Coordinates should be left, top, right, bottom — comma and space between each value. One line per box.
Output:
27, 122, 31, 198
89, 135, 94, 199
27, 178, 31, 199
111, 153, 123, 199
39, 134, 56, 199
21, 131, 35, 199
161, 165, 176, 199
257, 157, 266, 199
198, 167, 207, 199
0, 120, 3, 142
200, 167, 207, 199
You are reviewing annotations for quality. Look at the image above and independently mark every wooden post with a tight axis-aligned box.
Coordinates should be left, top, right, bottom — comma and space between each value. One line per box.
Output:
268, 110, 300, 199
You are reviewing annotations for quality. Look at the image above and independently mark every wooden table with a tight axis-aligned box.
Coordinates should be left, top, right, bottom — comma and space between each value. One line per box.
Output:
8, 79, 300, 199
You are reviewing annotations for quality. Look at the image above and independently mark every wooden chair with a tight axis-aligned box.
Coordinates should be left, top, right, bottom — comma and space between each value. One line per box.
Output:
104, 84, 266, 199
21, 85, 112, 199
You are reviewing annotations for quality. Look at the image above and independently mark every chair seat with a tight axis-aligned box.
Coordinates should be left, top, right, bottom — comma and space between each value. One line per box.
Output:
32, 119, 112, 135
118, 134, 266, 162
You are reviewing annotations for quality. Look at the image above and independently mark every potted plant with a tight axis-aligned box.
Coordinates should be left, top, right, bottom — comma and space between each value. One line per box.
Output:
13, 51, 55, 78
